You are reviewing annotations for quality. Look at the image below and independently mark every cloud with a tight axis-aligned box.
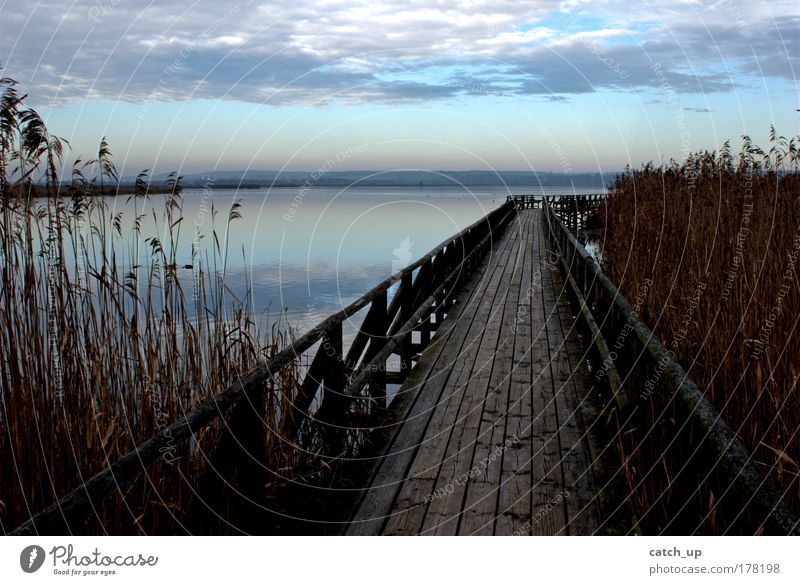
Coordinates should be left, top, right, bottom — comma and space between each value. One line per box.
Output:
1, 0, 797, 107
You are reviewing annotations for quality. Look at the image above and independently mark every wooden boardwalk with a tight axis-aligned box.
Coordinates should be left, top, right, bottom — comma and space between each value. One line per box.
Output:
15, 197, 796, 536
347, 209, 623, 535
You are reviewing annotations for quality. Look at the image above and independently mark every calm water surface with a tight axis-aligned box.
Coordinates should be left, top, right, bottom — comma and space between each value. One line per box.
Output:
104, 185, 603, 336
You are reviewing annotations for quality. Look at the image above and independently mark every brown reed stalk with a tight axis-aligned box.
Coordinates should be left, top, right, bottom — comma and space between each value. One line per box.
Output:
594, 131, 800, 523
0, 74, 304, 534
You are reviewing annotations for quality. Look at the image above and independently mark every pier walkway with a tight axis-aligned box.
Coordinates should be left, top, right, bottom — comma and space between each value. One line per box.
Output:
347, 209, 623, 535
16, 196, 796, 536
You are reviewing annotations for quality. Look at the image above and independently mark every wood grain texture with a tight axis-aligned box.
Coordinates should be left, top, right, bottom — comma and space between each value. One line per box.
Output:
345, 210, 626, 536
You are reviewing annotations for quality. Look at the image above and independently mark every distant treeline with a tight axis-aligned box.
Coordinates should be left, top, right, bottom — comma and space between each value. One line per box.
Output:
23, 182, 177, 197
130, 170, 615, 190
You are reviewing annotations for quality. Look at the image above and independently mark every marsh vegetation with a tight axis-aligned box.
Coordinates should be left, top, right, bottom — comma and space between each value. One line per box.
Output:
595, 132, 800, 520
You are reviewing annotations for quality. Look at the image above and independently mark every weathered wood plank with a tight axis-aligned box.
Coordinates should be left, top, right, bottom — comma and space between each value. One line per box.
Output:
380, 218, 521, 535
342, 208, 642, 537
347, 217, 519, 535
538, 219, 599, 535
419, 217, 527, 535
526, 212, 569, 536
541, 211, 638, 535
458, 212, 531, 535
495, 209, 537, 535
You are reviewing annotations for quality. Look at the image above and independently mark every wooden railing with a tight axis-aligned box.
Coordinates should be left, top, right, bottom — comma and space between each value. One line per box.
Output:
508, 194, 604, 232
11, 200, 516, 535
542, 199, 799, 535
508, 195, 543, 209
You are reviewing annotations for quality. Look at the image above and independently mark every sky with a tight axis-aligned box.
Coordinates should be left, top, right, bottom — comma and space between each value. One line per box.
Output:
1, 0, 798, 176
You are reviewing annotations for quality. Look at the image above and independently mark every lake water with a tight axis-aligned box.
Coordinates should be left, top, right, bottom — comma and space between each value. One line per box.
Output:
103, 185, 604, 337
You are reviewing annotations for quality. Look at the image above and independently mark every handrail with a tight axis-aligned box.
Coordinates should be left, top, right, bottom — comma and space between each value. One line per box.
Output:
11, 200, 515, 535
542, 199, 799, 535
508, 194, 605, 232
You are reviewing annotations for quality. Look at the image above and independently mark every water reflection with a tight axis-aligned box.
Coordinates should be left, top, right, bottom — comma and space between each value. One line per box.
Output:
104, 185, 602, 336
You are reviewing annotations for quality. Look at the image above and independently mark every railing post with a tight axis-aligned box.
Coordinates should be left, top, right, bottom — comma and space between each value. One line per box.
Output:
418, 269, 433, 352
453, 232, 467, 302
432, 251, 449, 330
465, 228, 475, 273
318, 322, 348, 454
194, 378, 267, 533
364, 290, 388, 408
399, 272, 413, 374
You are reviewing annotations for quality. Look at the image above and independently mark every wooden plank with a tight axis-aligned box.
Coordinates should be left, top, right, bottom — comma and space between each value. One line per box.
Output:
495, 209, 537, 535
345, 208, 640, 537
418, 216, 527, 535
543, 213, 635, 535
538, 211, 597, 535
458, 212, 532, 535
550, 264, 604, 535
528, 210, 569, 536
347, 218, 518, 535
380, 217, 522, 535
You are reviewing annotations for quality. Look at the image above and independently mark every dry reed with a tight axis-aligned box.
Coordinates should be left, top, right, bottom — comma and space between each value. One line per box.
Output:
594, 130, 800, 525
0, 74, 303, 534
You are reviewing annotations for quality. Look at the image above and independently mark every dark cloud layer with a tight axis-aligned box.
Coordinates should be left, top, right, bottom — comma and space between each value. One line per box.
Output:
1, 1, 797, 107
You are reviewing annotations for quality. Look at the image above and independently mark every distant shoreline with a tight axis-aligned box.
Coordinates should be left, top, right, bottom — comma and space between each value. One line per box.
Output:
19, 183, 609, 197
178, 183, 609, 190
7, 184, 177, 198
117, 169, 616, 190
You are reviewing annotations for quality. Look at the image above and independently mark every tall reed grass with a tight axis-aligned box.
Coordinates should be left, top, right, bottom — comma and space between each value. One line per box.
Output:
0, 74, 301, 534
595, 131, 800, 522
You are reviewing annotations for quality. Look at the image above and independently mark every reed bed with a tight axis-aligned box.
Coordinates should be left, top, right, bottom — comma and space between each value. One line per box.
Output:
594, 131, 800, 527
0, 75, 305, 534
